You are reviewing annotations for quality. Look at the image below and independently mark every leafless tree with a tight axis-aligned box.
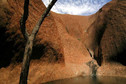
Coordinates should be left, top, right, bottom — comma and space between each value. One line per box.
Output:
19, 0, 57, 84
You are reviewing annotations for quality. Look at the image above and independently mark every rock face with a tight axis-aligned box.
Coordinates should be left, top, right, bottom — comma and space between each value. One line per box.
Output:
100, 0, 126, 65
0, 0, 64, 68
0, 0, 126, 83
86, 0, 126, 66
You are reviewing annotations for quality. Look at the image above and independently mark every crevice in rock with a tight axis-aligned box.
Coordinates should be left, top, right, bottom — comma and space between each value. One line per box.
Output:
0, 27, 15, 68
86, 60, 99, 78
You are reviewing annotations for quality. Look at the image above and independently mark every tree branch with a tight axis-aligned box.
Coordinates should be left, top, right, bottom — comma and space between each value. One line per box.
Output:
31, 0, 57, 37
20, 0, 30, 40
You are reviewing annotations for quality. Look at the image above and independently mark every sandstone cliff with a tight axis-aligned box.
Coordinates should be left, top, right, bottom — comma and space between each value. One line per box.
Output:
0, 0, 126, 83
0, 0, 64, 68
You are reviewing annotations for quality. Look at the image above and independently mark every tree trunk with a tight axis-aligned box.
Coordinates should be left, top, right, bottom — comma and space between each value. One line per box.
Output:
19, 36, 34, 84
19, 0, 57, 84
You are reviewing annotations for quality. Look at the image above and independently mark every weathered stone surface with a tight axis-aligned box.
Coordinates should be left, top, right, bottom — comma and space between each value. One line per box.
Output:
0, 0, 64, 68
0, 0, 126, 83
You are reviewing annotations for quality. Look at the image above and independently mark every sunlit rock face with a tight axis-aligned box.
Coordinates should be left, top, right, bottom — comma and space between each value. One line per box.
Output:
83, 0, 126, 76
0, 0, 64, 68
42, 0, 112, 15
89, 0, 126, 65
98, 0, 126, 65
0, 0, 126, 84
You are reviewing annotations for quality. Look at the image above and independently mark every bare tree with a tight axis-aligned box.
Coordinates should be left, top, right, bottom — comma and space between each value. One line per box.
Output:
19, 0, 57, 84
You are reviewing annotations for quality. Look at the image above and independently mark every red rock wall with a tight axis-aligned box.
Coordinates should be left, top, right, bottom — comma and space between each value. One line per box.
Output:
82, 0, 126, 66
0, 0, 126, 83
0, 0, 64, 68
100, 0, 126, 65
